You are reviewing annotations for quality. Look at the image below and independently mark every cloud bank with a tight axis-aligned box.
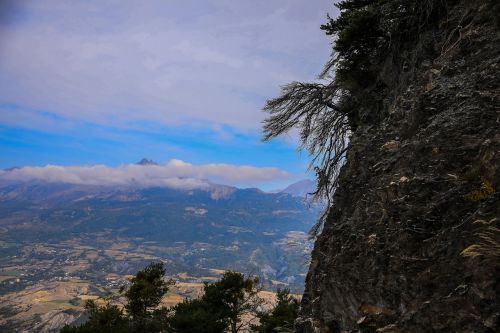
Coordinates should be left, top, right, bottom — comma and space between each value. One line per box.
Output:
0, 0, 334, 132
0, 160, 290, 189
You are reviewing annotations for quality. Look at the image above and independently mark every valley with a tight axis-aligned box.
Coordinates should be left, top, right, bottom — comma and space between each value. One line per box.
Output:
0, 180, 318, 332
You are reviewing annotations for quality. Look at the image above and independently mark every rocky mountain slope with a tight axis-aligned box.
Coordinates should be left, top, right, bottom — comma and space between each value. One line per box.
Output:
295, 1, 499, 332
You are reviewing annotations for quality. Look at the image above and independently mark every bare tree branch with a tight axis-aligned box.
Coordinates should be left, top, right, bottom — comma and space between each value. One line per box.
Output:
262, 80, 350, 236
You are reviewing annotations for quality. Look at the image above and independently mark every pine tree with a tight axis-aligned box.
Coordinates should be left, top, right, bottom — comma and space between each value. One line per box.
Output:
60, 262, 172, 333
167, 298, 227, 333
250, 288, 299, 333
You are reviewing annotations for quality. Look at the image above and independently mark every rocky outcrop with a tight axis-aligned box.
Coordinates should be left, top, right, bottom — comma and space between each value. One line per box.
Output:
296, 1, 499, 332
33, 310, 85, 333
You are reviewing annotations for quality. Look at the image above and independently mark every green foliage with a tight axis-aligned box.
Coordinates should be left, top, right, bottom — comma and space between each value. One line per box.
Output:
124, 262, 172, 319
123, 262, 173, 332
323, 0, 382, 91
321, 0, 447, 108
168, 271, 262, 333
167, 298, 227, 333
60, 301, 128, 333
250, 288, 299, 333
62, 266, 263, 333
320, 0, 449, 123
61, 263, 172, 333
203, 271, 258, 322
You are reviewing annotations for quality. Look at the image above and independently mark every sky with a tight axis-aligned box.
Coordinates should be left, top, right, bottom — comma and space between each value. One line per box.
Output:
0, 0, 337, 190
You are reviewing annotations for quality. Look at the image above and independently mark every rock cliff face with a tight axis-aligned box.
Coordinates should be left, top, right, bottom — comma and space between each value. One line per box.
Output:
296, 1, 499, 332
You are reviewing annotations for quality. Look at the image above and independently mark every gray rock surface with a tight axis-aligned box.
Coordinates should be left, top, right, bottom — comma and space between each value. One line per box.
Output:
296, 1, 499, 332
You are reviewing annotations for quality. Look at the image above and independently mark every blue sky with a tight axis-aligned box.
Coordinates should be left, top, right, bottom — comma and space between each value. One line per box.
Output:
0, 0, 336, 190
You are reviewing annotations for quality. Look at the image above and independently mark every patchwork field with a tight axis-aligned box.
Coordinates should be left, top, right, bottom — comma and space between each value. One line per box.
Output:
0, 183, 317, 331
0, 232, 308, 332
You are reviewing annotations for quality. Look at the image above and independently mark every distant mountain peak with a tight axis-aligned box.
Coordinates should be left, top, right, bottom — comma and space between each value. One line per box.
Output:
3, 166, 21, 171
280, 179, 316, 197
136, 158, 158, 166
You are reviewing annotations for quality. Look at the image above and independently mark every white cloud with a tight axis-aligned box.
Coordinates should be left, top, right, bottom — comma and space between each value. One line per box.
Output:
0, 159, 290, 189
0, 0, 334, 131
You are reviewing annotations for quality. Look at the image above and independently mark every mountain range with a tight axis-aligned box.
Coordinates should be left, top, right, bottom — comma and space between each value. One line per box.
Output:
0, 160, 320, 292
